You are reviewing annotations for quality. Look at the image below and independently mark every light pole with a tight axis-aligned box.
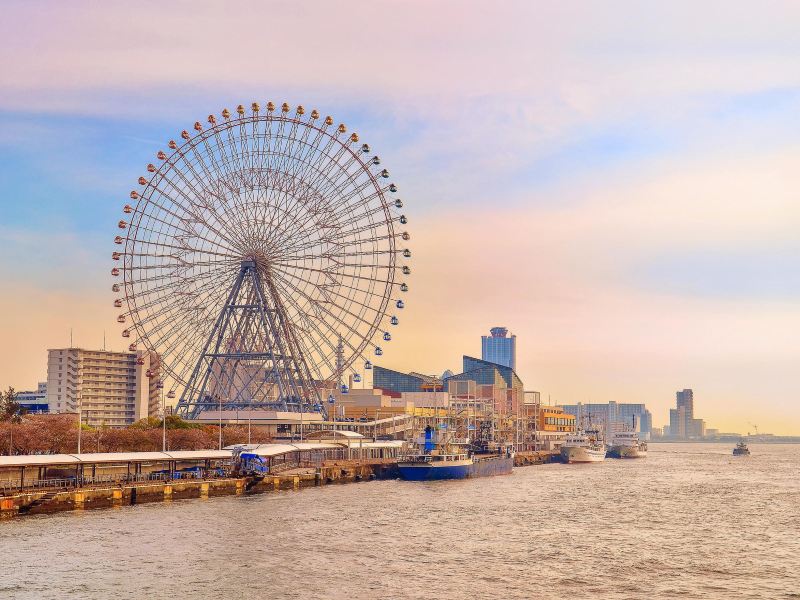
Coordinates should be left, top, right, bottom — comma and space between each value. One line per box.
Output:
159, 381, 166, 452
328, 394, 335, 436
218, 395, 223, 450
77, 393, 83, 454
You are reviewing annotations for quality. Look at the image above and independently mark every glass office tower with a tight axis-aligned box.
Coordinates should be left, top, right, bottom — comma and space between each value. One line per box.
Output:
481, 327, 516, 371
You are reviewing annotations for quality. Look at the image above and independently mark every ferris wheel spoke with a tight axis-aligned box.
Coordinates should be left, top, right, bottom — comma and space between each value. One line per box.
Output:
273, 262, 399, 290
144, 176, 244, 255
290, 268, 390, 331
263, 277, 340, 377
265, 168, 372, 254
183, 132, 251, 237
123, 260, 234, 289
269, 166, 392, 253
157, 143, 249, 248
123, 242, 238, 262
270, 265, 389, 328
268, 270, 376, 368
144, 286, 230, 379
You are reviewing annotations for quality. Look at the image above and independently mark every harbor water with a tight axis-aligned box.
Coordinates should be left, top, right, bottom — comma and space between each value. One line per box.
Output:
1, 443, 798, 599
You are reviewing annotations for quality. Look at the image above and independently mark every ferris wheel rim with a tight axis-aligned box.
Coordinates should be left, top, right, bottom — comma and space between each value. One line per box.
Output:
114, 103, 410, 393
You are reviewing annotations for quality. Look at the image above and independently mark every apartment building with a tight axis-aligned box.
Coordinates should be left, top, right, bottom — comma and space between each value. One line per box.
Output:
46, 348, 161, 427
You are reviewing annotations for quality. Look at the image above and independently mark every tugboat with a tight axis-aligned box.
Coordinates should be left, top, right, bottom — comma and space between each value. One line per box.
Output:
397, 426, 514, 481
733, 440, 751, 456
559, 430, 606, 463
607, 430, 648, 459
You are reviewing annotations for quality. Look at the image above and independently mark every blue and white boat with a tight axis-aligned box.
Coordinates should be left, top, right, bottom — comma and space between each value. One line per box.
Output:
397, 426, 514, 481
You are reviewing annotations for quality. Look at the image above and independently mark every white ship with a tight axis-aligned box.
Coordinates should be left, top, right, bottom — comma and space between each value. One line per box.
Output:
607, 431, 648, 459
560, 432, 606, 463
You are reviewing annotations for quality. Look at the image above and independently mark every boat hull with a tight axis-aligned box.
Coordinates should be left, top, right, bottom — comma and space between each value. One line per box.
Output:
560, 446, 606, 463
398, 456, 513, 481
608, 445, 647, 459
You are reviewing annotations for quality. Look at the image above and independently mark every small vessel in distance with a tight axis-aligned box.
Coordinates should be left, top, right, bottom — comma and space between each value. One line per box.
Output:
397, 426, 514, 481
607, 430, 648, 459
733, 440, 751, 456
560, 431, 606, 463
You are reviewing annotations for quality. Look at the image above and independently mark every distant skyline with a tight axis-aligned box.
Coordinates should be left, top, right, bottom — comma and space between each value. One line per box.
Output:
1, 1, 799, 434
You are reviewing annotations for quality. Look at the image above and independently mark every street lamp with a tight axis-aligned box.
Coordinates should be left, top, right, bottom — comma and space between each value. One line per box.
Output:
328, 394, 335, 436
77, 393, 83, 454
157, 380, 165, 452
218, 395, 223, 450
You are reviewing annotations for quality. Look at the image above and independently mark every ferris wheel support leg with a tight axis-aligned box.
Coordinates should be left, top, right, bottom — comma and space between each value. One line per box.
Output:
176, 260, 326, 420
176, 261, 251, 418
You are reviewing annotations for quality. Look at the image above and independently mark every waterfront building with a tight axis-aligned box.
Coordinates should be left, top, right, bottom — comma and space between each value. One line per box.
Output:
668, 389, 705, 439
445, 356, 525, 415
480, 327, 517, 371
16, 382, 48, 413
373, 366, 443, 394
46, 348, 161, 427
669, 407, 685, 438
560, 401, 653, 440
535, 405, 576, 450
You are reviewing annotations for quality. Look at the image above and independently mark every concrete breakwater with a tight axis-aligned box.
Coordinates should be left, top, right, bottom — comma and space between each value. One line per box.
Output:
1, 453, 557, 520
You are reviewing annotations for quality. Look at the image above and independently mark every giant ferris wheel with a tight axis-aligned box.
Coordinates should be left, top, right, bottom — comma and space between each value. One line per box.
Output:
111, 102, 410, 418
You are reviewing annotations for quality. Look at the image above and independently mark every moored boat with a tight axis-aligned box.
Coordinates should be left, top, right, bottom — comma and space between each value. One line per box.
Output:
559, 431, 606, 463
397, 426, 514, 481
607, 431, 648, 459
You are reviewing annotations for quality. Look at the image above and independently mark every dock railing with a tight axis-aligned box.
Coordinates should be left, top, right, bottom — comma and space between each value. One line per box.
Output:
0, 468, 235, 496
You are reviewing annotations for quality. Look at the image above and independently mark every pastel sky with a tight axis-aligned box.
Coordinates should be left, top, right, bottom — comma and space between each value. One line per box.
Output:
1, 1, 799, 434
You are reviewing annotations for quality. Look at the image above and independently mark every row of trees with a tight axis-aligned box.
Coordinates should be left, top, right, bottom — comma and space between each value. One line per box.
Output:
0, 387, 275, 455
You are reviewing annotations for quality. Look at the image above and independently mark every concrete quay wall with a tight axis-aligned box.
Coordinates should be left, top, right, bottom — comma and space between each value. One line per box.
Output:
0, 455, 552, 520
514, 451, 558, 466
0, 461, 399, 520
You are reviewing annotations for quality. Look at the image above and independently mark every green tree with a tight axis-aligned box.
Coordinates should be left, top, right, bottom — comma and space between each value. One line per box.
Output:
1, 387, 26, 423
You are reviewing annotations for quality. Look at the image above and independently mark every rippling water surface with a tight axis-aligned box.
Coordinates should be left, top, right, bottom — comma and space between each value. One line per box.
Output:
2, 443, 798, 599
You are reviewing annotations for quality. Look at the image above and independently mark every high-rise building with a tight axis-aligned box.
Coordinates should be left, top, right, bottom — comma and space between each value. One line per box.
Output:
481, 327, 517, 371
46, 348, 161, 428
669, 407, 686, 438
669, 389, 705, 438
677, 389, 693, 419
560, 401, 653, 439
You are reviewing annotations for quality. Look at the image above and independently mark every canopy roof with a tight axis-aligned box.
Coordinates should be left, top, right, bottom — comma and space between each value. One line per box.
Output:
306, 430, 364, 439
0, 450, 233, 468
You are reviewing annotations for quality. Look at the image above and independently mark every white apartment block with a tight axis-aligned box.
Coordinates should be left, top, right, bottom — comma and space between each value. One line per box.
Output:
46, 348, 161, 427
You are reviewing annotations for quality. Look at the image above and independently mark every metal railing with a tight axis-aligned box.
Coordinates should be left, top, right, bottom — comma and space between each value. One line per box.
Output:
0, 469, 234, 495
